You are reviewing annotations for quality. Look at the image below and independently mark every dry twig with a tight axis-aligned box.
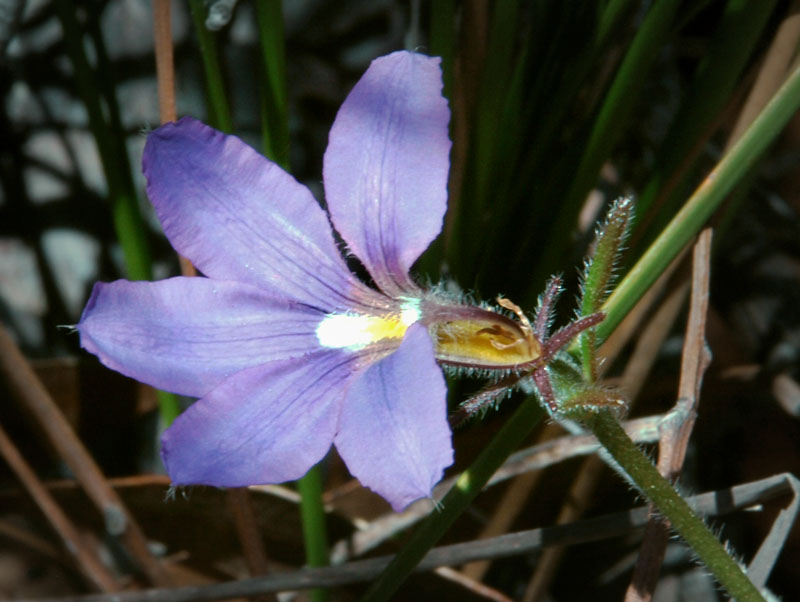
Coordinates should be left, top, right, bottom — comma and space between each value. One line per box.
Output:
0, 423, 120, 592
0, 326, 168, 585
19, 474, 796, 602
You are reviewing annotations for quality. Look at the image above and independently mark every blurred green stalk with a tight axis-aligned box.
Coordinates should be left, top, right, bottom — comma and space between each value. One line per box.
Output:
55, 3, 180, 424
296, 461, 330, 602
189, 0, 233, 133
256, 0, 290, 169
55, 3, 152, 281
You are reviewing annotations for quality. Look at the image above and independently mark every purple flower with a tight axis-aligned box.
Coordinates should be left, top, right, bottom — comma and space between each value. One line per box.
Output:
77, 51, 454, 511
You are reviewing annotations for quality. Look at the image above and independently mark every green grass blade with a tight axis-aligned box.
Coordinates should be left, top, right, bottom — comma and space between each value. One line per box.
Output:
428, 0, 456, 100
188, 0, 233, 133
598, 62, 800, 341
54, 2, 153, 281
297, 463, 330, 602
255, 0, 290, 169
55, 3, 181, 424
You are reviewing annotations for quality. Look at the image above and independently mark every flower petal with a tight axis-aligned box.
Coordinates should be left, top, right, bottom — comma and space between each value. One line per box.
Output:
334, 323, 453, 511
323, 51, 451, 294
78, 277, 325, 397
161, 351, 354, 487
143, 117, 372, 312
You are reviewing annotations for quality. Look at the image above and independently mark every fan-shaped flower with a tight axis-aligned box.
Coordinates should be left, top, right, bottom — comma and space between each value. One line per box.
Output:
77, 48, 566, 510
78, 51, 461, 511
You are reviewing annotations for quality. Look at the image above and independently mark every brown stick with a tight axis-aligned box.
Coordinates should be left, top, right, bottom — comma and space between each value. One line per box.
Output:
0, 423, 120, 592
0, 518, 64, 561
153, 0, 196, 277
153, 0, 176, 124
19, 472, 793, 602
460, 425, 562, 582
0, 326, 168, 585
225, 488, 277, 601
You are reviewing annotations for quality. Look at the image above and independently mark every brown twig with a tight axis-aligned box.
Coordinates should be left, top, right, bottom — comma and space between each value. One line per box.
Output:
0, 422, 120, 592
0, 518, 64, 561
153, 0, 176, 124
598, 249, 687, 368
619, 280, 690, 397
0, 474, 172, 499
727, 1, 800, 146
18, 474, 795, 602
461, 471, 542, 582
153, 0, 196, 278
0, 326, 168, 586
225, 488, 277, 601
460, 423, 564, 582
521, 452, 605, 602
434, 566, 514, 602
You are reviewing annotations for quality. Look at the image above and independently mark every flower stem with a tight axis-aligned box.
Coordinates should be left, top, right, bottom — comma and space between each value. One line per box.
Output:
586, 410, 765, 602
297, 464, 329, 602
56, 2, 182, 426
361, 397, 546, 602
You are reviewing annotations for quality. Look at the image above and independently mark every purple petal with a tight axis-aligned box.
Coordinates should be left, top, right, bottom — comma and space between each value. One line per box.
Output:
334, 323, 453, 510
78, 277, 325, 397
323, 51, 451, 294
161, 351, 354, 487
143, 117, 374, 312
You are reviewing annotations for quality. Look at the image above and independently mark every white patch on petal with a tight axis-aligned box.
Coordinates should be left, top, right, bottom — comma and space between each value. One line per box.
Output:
316, 299, 422, 350
316, 314, 381, 349
400, 298, 422, 325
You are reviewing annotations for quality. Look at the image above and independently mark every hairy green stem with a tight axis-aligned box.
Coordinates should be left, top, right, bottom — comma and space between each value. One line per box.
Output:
587, 411, 765, 601
579, 198, 633, 381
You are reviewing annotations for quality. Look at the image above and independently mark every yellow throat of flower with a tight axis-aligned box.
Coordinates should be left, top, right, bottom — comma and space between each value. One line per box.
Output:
316, 296, 541, 369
